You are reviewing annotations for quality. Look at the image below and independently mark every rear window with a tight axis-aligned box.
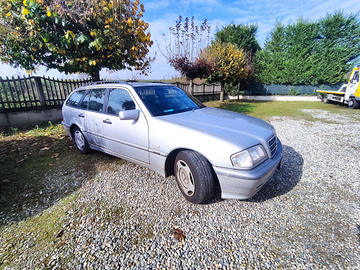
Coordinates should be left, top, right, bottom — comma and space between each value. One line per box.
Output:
66, 90, 85, 108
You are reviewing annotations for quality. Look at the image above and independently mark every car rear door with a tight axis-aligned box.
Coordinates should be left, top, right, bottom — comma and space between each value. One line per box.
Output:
79, 88, 107, 149
102, 88, 149, 164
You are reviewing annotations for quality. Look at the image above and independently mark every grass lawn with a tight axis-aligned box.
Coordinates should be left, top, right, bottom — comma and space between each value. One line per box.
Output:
204, 99, 360, 122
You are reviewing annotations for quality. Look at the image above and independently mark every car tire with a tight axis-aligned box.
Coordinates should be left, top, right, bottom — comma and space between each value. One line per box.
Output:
323, 95, 330, 104
348, 97, 359, 109
72, 126, 91, 154
174, 150, 215, 204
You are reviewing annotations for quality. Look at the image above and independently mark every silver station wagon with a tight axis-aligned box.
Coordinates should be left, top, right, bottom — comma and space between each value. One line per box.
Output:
62, 82, 283, 204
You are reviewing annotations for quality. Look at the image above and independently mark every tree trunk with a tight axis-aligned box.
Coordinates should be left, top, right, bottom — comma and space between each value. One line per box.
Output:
190, 79, 194, 95
90, 69, 100, 81
220, 82, 225, 102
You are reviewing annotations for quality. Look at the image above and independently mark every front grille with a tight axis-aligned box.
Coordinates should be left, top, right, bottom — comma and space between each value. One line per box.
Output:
268, 134, 277, 158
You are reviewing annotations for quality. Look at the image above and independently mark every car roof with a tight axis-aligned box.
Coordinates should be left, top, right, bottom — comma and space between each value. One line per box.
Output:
128, 82, 172, 87
74, 81, 173, 90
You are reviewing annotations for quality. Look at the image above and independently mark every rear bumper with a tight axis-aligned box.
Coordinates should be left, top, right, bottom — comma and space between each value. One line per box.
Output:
213, 140, 283, 200
61, 121, 72, 138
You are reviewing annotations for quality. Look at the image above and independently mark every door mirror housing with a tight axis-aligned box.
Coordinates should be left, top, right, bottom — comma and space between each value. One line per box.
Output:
119, 109, 140, 120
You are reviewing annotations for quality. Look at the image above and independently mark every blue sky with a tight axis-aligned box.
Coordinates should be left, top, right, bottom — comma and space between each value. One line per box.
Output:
0, 0, 359, 80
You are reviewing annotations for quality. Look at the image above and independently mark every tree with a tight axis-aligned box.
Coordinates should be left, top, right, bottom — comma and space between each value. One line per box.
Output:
214, 23, 261, 94
159, 16, 212, 81
201, 42, 247, 102
312, 11, 360, 84
215, 22, 261, 55
0, 0, 154, 80
255, 21, 287, 84
255, 10, 360, 85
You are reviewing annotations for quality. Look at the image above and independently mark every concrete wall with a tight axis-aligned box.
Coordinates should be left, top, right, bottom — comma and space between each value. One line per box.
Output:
0, 108, 62, 130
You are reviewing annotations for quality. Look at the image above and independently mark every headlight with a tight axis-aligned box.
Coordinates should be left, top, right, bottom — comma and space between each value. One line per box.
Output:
231, 145, 267, 168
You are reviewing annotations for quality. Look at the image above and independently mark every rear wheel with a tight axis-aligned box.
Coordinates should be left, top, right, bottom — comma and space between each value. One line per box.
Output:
348, 97, 359, 109
72, 126, 91, 154
174, 150, 215, 204
323, 94, 330, 104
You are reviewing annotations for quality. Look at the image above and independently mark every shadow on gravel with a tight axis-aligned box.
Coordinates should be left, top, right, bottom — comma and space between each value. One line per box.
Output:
0, 135, 119, 227
248, 145, 303, 202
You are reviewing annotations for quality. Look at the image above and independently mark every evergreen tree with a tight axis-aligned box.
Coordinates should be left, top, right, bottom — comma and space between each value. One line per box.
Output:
256, 10, 360, 85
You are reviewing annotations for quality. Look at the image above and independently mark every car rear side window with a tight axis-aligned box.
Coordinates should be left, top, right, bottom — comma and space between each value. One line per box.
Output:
66, 90, 85, 107
80, 89, 106, 112
107, 89, 135, 115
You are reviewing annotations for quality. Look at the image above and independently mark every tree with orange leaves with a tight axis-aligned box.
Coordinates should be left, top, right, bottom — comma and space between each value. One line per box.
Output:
0, 0, 154, 80
201, 42, 247, 102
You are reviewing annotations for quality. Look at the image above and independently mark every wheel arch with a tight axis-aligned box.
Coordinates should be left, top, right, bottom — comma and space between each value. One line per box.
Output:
164, 147, 217, 177
69, 124, 80, 139
164, 148, 188, 177
164, 148, 218, 184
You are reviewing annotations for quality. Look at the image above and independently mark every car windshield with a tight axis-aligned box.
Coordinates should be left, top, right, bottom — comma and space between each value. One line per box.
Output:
134, 85, 204, 116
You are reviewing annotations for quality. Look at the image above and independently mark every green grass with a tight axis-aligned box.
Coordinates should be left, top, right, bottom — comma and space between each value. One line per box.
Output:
0, 122, 125, 269
204, 100, 360, 122
0, 122, 121, 224
0, 194, 78, 268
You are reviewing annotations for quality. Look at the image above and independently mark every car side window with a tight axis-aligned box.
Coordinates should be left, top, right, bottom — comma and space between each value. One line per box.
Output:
80, 91, 90, 109
88, 89, 106, 112
80, 89, 106, 112
107, 89, 135, 115
66, 90, 85, 107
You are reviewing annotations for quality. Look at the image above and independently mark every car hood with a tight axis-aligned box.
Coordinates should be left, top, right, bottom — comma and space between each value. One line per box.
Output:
159, 107, 274, 149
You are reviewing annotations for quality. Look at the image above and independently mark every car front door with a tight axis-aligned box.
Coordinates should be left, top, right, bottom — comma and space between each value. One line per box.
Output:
346, 69, 359, 101
102, 88, 149, 164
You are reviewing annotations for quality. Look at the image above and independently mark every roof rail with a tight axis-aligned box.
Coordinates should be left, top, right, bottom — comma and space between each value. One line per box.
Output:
150, 81, 170, 84
90, 80, 129, 85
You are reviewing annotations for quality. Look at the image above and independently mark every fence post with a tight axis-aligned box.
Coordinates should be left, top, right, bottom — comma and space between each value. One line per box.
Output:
34, 76, 46, 107
190, 79, 194, 94
212, 84, 215, 101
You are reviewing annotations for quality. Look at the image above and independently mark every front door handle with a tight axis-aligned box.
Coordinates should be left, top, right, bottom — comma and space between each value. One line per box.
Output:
103, 119, 112, 124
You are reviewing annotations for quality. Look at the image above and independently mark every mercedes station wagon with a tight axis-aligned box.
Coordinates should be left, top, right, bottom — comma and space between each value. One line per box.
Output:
62, 82, 283, 204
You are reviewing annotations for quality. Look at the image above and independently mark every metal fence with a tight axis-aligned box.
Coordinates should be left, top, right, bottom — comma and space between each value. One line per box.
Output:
1, 75, 340, 113
244, 82, 343, 95
0, 78, 221, 113
172, 82, 222, 102
0, 76, 92, 112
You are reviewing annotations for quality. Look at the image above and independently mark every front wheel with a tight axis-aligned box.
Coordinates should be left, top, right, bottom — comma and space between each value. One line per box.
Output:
174, 150, 216, 204
72, 126, 91, 154
348, 97, 359, 109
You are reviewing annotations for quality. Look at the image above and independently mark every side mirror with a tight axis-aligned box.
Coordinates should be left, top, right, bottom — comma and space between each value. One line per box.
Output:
119, 109, 140, 120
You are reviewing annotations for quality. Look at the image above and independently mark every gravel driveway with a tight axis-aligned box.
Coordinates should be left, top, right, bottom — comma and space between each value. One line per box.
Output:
4, 110, 360, 269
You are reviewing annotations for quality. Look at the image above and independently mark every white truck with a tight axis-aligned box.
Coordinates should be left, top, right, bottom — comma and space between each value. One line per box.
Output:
317, 66, 360, 109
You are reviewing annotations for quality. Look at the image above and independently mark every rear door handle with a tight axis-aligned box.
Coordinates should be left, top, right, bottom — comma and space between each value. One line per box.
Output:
103, 119, 112, 124
78, 113, 85, 118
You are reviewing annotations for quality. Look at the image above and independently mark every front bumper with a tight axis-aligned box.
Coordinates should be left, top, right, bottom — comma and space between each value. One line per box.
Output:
213, 140, 283, 200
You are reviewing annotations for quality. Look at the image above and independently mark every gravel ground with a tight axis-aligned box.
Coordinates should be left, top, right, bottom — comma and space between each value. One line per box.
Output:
2, 110, 360, 269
